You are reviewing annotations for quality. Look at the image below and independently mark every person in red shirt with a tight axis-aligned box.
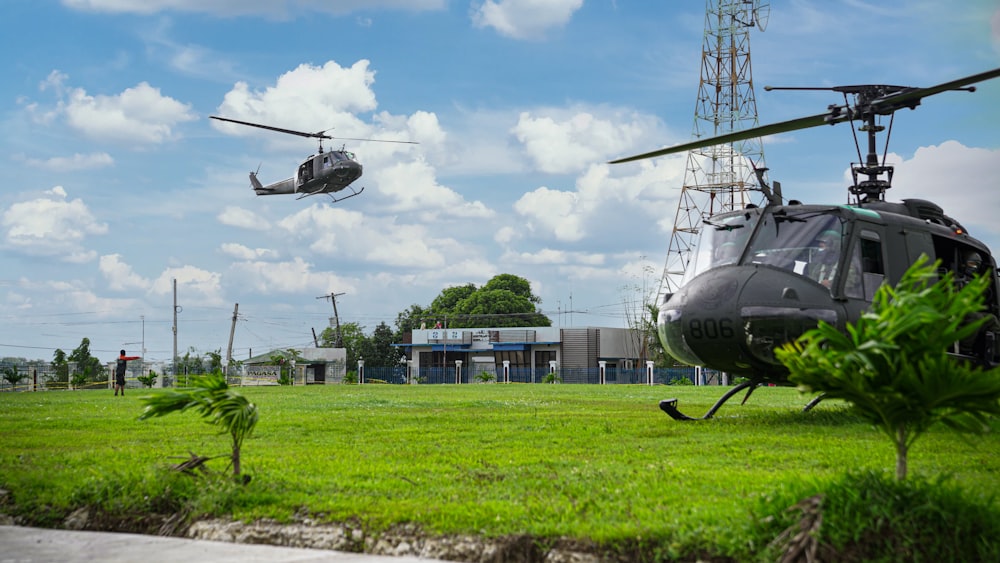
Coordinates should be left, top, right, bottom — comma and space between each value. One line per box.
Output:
115, 349, 140, 396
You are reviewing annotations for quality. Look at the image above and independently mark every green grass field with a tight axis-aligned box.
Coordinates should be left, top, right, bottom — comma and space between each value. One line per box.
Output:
2, 384, 999, 559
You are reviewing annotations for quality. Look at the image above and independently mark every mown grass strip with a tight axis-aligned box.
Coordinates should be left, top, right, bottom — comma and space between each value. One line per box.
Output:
2, 384, 999, 558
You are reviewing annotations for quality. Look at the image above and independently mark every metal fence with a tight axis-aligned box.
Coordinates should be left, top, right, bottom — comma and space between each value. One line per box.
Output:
1, 362, 727, 391
360, 365, 723, 386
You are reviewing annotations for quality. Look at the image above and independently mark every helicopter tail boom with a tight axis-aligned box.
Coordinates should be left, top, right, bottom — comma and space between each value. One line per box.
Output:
249, 172, 295, 196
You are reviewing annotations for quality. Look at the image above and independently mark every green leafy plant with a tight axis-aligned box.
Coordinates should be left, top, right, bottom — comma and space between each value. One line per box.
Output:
776, 255, 1000, 479
70, 370, 88, 390
138, 372, 258, 479
475, 370, 496, 383
136, 370, 157, 388
343, 371, 358, 384
1, 365, 25, 390
542, 372, 561, 384
750, 470, 1000, 562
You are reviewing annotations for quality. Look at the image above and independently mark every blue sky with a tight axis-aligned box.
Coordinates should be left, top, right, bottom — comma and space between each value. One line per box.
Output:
1, 0, 999, 365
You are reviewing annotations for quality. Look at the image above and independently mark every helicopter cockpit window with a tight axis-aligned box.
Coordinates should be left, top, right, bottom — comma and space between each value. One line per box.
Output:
681, 209, 761, 286
745, 210, 846, 285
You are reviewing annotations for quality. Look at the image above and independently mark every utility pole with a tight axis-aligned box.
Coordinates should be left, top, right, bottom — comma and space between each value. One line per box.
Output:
316, 292, 346, 347
172, 278, 181, 380
226, 303, 239, 375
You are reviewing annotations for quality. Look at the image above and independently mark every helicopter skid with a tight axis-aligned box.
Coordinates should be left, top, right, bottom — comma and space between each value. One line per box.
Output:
659, 380, 757, 421
295, 185, 365, 202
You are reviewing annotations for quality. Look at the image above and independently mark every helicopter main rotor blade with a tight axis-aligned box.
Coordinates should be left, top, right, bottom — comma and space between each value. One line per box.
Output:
328, 137, 419, 144
608, 112, 830, 164
210, 116, 332, 140
609, 66, 1000, 165
867, 66, 1000, 114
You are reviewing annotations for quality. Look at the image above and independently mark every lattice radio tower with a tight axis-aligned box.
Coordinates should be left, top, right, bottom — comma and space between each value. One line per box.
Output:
657, 0, 771, 301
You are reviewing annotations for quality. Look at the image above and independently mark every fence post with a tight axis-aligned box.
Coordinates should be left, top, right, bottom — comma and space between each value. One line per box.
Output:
358, 359, 365, 384
455, 360, 462, 384
599, 361, 606, 385
646, 360, 654, 386
503, 360, 510, 384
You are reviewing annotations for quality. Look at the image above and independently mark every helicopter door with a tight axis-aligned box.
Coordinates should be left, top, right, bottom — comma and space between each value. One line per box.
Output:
298, 162, 311, 184
849, 231, 886, 302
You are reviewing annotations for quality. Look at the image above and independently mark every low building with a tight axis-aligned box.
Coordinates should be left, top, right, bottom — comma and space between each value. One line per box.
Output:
239, 347, 347, 385
397, 326, 649, 384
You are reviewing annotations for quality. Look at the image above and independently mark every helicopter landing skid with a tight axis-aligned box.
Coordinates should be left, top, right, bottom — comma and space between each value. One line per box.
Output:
326, 186, 364, 203
658, 380, 757, 421
296, 185, 365, 202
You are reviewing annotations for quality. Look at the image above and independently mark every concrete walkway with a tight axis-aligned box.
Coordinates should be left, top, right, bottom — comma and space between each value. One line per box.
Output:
0, 525, 448, 563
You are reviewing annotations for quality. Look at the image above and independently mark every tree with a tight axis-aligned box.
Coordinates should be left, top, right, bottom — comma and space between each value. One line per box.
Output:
481, 273, 540, 304
205, 349, 223, 374
139, 372, 258, 479
451, 288, 550, 327
775, 256, 1000, 480
321, 321, 368, 369
268, 348, 304, 385
428, 283, 477, 321
363, 322, 404, 367
175, 347, 206, 376
395, 304, 428, 336
51, 349, 69, 384
424, 274, 551, 328
68, 338, 104, 385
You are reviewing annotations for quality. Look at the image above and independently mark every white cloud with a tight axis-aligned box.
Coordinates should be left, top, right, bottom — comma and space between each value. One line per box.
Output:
512, 108, 665, 174
215, 60, 379, 145
61, 81, 196, 143
62, 0, 446, 17
229, 256, 354, 294
514, 158, 684, 242
892, 141, 1000, 240
1, 186, 108, 261
220, 243, 279, 260
472, 0, 583, 40
217, 206, 271, 230
17, 152, 114, 170
99, 254, 152, 291
372, 159, 494, 219
277, 204, 481, 269
150, 265, 225, 306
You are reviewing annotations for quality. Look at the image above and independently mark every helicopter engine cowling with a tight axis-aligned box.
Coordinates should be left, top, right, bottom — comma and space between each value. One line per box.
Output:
658, 264, 845, 381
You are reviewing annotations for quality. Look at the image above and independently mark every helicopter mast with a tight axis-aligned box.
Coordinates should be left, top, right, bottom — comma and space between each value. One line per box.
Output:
657, 0, 770, 301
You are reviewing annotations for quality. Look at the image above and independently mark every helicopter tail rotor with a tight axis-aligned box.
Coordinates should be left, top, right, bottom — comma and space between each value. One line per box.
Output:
249, 169, 264, 192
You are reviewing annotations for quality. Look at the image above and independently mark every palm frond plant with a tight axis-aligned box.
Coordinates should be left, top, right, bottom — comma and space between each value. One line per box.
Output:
138, 372, 258, 479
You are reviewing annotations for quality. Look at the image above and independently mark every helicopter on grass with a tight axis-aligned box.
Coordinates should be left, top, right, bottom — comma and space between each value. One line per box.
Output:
210, 116, 417, 202
610, 67, 1000, 420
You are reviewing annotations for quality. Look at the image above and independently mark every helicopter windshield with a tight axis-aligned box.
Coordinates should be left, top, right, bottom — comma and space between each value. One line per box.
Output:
681, 207, 848, 290
744, 209, 846, 281
681, 208, 761, 285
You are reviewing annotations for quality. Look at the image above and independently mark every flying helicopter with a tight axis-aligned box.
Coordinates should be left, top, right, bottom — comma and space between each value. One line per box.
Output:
609, 67, 1000, 420
210, 116, 417, 202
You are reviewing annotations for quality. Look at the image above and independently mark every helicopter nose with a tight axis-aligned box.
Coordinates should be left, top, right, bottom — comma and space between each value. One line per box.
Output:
658, 266, 841, 376
658, 267, 750, 369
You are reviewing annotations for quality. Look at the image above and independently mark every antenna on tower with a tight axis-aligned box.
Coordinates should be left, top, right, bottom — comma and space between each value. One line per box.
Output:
657, 0, 770, 301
